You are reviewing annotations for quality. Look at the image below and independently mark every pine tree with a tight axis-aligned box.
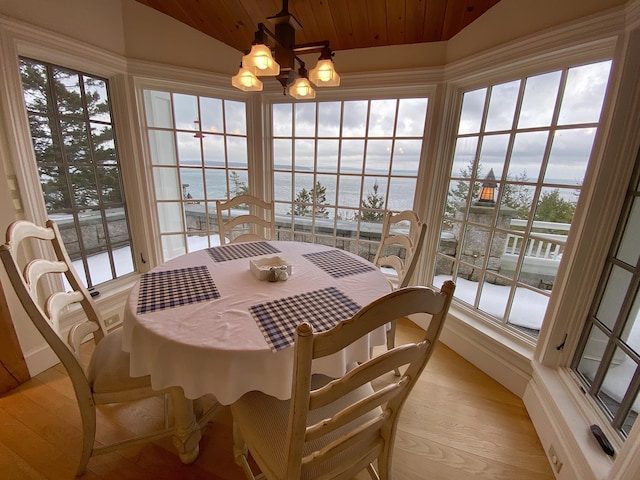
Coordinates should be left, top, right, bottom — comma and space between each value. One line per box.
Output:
290, 188, 312, 216
358, 181, 385, 222
289, 181, 330, 217
229, 171, 249, 197
535, 189, 576, 224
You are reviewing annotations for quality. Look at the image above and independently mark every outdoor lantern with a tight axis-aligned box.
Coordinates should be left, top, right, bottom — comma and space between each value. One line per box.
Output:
476, 168, 497, 205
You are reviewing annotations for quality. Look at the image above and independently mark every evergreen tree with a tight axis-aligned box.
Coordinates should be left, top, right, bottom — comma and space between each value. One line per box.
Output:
535, 189, 576, 224
446, 163, 482, 218
312, 181, 329, 217
289, 181, 330, 217
20, 59, 120, 212
229, 171, 249, 197
501, 170, 532, 219
358, 181, 385, 222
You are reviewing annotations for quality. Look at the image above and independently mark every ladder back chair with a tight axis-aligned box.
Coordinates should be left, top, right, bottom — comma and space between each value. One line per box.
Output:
373, 210, 427, 374
216, 195, 275, 244
231, 282, 455, 480
0, 219, 216, 476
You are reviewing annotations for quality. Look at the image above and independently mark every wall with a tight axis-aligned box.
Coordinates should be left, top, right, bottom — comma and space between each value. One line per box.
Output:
0, 0, 127, 55
446, 0, 626, 63
121, 0, 240, 74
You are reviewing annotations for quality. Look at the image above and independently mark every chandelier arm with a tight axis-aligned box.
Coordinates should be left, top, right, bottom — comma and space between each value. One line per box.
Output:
292, 41, 330, 55
256, 23, 278, 45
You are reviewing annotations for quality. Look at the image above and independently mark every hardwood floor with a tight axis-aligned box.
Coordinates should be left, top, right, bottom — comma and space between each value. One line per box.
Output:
0, 319, 554, 479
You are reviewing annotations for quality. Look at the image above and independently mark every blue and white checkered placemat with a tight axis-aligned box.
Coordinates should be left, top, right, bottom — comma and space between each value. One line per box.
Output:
206, 241, 281, 262
249, 286, 361, 351
302, 249, 376, 278
136, 265, 220, 314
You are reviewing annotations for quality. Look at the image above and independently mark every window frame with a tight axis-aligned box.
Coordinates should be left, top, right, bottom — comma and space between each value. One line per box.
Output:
0, 25, 152, 314
433, 60, 613, 342
572, 147, 640, 436
141, 87, 252, 261
426, 41, 619, 349
19, 57, 135, 289
267, 94, 431, 260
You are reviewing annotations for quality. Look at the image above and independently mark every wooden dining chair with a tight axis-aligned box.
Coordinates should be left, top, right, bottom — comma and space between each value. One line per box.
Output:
0, 219, 217, 476
231, 282, 455, 480
373, 210, 427, 374
216, 194, 275, 244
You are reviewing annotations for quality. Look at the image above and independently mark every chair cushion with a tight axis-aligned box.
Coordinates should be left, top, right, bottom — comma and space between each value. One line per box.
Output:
231, 375, 382, 479
87, 328, 152, 394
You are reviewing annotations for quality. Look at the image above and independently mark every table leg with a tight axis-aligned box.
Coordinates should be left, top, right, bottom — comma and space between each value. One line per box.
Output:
169, 387, 201, 464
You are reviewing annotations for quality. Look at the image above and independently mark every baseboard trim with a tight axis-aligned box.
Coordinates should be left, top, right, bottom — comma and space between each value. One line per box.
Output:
410, 308, 533, 397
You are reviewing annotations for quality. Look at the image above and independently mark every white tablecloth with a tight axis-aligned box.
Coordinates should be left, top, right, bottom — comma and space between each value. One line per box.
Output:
122, 241, 391, 404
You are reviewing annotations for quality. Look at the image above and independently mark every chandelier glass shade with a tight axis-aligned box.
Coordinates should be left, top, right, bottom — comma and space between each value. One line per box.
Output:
309, 59, 340, 87
290, 76, 316, 100
231, 67, 263, 92
231, 0, 339, 99
241, 44, 280, 76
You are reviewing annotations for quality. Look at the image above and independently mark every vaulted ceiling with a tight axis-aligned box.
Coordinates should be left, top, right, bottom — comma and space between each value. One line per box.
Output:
134, 0, 502, 53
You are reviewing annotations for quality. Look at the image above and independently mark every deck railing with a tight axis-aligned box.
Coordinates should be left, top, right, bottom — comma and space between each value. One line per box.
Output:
504, 219, 570, 260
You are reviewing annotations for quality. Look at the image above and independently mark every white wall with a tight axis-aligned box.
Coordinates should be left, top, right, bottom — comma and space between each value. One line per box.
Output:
447, 0, 626, 63
0, 0, 127, 55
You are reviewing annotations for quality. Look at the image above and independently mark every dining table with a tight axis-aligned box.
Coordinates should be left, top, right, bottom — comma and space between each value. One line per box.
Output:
121, 240, 392, 462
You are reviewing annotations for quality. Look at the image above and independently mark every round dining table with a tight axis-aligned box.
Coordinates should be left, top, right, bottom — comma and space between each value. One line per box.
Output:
122, 240, 392, 462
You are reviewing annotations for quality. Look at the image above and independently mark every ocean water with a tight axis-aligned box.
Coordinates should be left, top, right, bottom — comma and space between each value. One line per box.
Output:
177, 167, 417, 219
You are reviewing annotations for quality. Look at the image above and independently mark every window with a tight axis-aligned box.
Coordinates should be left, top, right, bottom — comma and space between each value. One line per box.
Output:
142, 90, 248, 261
573, 148, 640, 437
272, 98, 428, 261
19, 58, 134, 288
434, 60, 612, 339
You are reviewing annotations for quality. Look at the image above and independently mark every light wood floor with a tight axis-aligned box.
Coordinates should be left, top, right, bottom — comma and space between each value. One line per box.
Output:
0, 319, 554, 479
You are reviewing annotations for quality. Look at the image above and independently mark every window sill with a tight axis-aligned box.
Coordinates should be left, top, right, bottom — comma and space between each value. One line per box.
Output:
60, 272, 140, 332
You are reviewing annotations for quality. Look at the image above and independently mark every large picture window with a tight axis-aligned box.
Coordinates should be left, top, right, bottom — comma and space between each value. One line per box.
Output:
272, 98, 427, 261
19, 58, 134, 288
143, 90, 249, 261
434, 60, 612, 339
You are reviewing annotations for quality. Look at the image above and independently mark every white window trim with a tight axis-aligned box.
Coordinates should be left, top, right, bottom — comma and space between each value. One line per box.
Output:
0, 16, 144, 324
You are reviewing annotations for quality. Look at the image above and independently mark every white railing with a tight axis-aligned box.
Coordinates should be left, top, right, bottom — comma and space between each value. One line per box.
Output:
504, 219, 570, 260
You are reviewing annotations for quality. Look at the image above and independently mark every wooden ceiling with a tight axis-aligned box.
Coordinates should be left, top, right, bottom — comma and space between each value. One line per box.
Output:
134, 0, 502, 53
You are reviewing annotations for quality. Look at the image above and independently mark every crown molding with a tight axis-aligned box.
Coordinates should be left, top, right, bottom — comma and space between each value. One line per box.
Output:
0, 14, 127, 76
444, 5, 624, 88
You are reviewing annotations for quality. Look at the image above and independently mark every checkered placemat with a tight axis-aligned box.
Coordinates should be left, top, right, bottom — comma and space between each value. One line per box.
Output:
136, 265, 220, 314
206, 241, 281, 262
302, 249, 376, 278
249, 287, 361, 351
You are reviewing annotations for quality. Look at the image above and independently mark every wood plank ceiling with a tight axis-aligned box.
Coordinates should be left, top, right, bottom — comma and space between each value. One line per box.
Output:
133, 0, 502, 53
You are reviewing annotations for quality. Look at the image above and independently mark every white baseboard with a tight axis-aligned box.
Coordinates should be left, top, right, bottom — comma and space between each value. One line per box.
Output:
411, 308, 533, 397
23, 342, 59, 377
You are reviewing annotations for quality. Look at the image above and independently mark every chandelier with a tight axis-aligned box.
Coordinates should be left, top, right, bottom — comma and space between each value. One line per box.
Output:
231, 0, 340, 99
